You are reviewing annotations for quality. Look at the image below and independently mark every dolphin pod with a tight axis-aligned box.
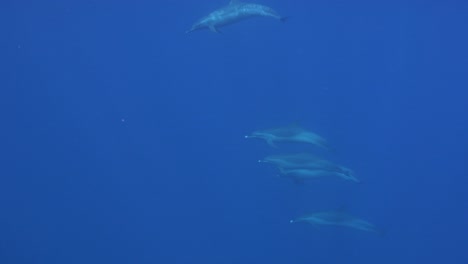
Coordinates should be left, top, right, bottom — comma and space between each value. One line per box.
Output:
184, 0, 382, 237
290, 210, 383, 235
186, 0, 286, 33
245, 124, 382, 235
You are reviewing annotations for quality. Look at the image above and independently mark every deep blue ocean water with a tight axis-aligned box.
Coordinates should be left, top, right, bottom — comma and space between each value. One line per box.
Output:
2, 0, 468, 263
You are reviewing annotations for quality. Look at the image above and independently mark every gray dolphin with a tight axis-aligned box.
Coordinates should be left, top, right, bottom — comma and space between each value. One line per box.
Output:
279, 167, 360, 184
290, 210, 382, 235
245, 126, 329, 149
259, 153, 353, 176
186, 0, 286, 33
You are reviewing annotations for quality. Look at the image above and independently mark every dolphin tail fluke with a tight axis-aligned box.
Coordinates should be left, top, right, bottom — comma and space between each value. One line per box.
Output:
280, 16, 289, 23
374, 227, 387, 237
277, 167, 286, 174
348, 174, 362, 184
341, 173, 361, 184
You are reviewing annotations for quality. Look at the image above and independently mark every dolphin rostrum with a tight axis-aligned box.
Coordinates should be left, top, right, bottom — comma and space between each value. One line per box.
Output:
186, 0, 286, 33
245, 126, 329, 149
290, 210, 383, 235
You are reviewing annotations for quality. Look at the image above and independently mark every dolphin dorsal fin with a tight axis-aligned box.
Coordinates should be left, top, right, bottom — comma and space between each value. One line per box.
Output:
229, 0, 240, 5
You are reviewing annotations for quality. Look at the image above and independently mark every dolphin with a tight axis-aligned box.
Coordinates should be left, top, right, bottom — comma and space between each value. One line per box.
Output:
290, 210, 382, 235
278, 167, 360, 184
186, 0, 286, 33
245, 126, 329, 149
259, 153, 353, 176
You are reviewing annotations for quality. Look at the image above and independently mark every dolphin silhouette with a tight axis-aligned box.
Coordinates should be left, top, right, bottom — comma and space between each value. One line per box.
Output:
259, 153, 353, 176
245, 126, 329, 149
186, 0, 286, 33
291, 210, 382, 235
279, 168, 360, 184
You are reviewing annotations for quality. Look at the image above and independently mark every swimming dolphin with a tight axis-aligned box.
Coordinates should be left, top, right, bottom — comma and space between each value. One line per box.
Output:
186, 0, 286, 33
279, 167, 360, 184
290, 210, 382, 235
245, 126, 329, 149
259, 153, 353, 175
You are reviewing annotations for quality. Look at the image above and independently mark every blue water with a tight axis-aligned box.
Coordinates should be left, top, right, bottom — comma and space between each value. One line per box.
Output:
3, 0, 468, 263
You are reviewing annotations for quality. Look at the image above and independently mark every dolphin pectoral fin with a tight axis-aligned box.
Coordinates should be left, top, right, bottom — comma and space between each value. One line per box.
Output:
266, 139, 278, 148
277, 167, 287, 174
209, 25, 222, 33
317, 139, 333, 152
